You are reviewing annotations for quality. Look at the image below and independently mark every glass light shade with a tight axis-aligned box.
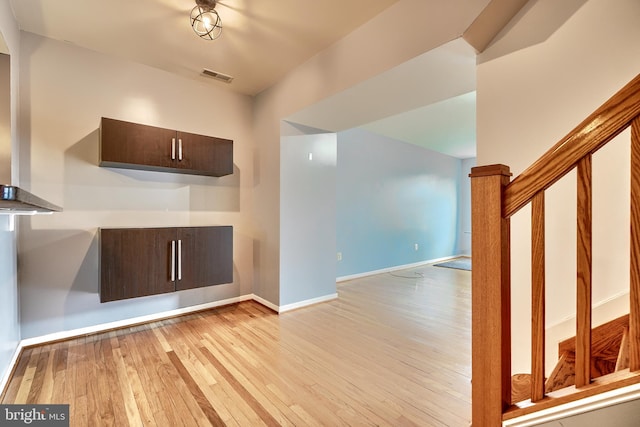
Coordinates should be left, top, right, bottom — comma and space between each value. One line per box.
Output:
190, 6, 222, 40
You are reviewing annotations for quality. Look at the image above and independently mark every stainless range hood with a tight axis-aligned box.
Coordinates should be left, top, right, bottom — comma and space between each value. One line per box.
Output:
0, 33, 61, 214
0, 185, 62, 213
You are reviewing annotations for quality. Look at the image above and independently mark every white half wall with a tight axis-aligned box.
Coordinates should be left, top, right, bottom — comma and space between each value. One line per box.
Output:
280, 131, 337, 306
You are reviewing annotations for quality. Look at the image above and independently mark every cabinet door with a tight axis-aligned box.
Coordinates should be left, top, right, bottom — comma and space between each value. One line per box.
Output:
176, 131, 233, 176
100, 228, 177, 302
176, 226, 233, 291
101, 118, 176, 171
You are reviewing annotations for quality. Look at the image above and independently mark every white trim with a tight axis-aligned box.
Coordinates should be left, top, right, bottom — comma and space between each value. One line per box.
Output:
251, 293, 280, 312
503, 382, 640, 426
336, 255, 464, 282
19, 294, 254, 348
279, 293, 338, 313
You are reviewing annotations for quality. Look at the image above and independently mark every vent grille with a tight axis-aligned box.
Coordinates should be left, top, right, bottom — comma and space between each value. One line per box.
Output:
202, 68, 234, 83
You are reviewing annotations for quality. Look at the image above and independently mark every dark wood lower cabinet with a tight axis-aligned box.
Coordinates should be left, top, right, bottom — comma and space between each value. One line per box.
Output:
100, 226, 233, 303
176, 227, 233, 291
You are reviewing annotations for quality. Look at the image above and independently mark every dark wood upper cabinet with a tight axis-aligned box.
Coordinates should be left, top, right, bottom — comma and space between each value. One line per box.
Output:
100, 226, 233, 303
100, 117, 233, 177
100, 119, 176, 170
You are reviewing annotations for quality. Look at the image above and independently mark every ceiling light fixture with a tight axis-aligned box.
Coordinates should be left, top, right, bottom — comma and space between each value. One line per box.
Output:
190, 0, 222, 41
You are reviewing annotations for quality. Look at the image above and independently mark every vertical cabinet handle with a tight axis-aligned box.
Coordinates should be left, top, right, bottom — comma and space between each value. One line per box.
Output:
178, 139, 183, 161
170, 240, 176, 281
171, 138, 176, 160
177, 239, 182, 280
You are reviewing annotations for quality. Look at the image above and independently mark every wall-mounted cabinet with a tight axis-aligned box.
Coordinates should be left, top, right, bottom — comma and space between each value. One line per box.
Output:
99, 226, 233, 303
99, 117, 233, 177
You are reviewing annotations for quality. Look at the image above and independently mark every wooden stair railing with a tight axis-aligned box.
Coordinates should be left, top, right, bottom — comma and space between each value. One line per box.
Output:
471, 73, 640, 426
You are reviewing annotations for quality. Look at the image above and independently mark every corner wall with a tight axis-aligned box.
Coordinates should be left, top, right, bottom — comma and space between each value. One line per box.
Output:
476, 0, 640, 373
17, 33, 254, 338
253, 0, 490, 306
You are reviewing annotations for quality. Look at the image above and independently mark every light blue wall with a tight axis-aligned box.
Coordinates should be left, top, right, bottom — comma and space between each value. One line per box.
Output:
336, 128, 463, 278
280, 129, 337, 306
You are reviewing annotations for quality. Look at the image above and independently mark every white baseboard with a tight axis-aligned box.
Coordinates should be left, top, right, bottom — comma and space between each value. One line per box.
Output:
251, 294, 279, 312
336, 255, 463, 282
279, 293, 338, 313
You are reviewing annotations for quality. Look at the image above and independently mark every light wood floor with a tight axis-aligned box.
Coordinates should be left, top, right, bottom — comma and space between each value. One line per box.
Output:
1, 263, 471, 426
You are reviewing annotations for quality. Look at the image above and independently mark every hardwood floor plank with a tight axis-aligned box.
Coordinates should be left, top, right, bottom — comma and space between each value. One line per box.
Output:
134, 330, 192, 427
36, 349, 56, 403
167, 350, 226, 427
112, 346, 145, 427
199, 344, 282, 427
119, 332, 170, 426
26, 349, 49, 403
13, 347, 42, 404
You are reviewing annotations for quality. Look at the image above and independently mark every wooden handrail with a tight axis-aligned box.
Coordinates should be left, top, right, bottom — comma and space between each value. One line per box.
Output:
503, 73, 640, 218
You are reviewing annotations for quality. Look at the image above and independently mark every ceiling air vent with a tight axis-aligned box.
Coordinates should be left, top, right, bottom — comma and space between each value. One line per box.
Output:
202, 68, 234, 83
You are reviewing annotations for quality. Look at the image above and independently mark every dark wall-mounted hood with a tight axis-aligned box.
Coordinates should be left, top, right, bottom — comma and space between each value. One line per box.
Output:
0, 185, 62, 213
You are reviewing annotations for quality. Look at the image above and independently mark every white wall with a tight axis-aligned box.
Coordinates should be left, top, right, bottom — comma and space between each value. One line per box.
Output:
477, 0, 640, 373
0, 0, 21, 388
17, 33, 255, 338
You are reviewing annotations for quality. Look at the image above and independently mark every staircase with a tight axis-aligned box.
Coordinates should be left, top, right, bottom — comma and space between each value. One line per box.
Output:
511, 315, 630, 404
470, 73, 640, 425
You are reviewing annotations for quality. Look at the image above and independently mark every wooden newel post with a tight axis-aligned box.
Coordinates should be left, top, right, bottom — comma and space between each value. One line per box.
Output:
470, 164, 512, 426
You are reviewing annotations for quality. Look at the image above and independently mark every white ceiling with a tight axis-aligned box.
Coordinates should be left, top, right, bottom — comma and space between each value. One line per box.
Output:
361, 91, 476, 159
7, 0, 508, 159
10, 0, 398, 96
286, 38, 477, 158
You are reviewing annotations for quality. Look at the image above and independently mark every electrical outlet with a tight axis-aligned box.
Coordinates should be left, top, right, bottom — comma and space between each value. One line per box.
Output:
414, 243, 419, 251
337, 252, 342, 261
